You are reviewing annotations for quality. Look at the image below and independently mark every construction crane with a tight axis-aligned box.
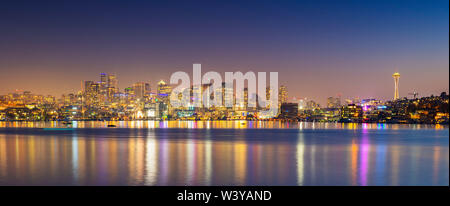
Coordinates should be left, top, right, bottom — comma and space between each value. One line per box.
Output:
408, 91, 419, 99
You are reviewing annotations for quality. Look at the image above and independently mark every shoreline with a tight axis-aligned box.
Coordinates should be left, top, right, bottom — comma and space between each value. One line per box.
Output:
0, 119, 448, 126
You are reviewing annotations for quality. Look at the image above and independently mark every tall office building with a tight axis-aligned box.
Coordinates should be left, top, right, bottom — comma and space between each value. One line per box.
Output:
279, 85, 288, 107
221, 82, 234, 108
133, 82, 150, 99
88, 83, 100, 97
98, 73, 108, 104
107, 87, 116, 102
100, 73, 107, 91
157, 80, 172, 103
157, 80, 172, 95
84, 81, 94, 93
392, 72, 400, 100
107, 74, 118, 92
265, 87, 272, 109
84, 81, 100, 105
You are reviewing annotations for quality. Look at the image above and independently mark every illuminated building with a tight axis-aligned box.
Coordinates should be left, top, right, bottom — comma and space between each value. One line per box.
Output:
99, 73, 107, 97
157, 80, 171, 95
84, 81, 94, 93
360, 99, 382, 107
44, 95, 55, 104
345, 99, 353, 105
306, 100, 320, 110
23, 91, 32, 104
327, 96, 341, 108
263, 86, 273, 110
107, 87, 116, 102
4, 107, 32, 121
157, 80, 172, 103
89, 83, 100, 96
322, 108, 340, 122
61, 93, 76, 106
298, 98, 307, 111
279, 85, 288, 107
83, 81, 100, 106
124, 87, 133, 95
393, 72, 400, 100
222, 82, 234, 108
201, 83, 213, 108
0, 109, 5, 120
352, 97, 361, 105
236, 87, 248, 109
280, 103, 298, 119
107, 74, 118, 93
133, 82, 150, 99
100, 73, 107, 89
144, 102, 159, 119
191, 84, 203, 107
340, 104, 363, 122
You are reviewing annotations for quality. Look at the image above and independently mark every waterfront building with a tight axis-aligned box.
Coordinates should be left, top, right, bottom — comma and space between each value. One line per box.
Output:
340, 104, 363, 122
322, 108, 340, 122
280, 102, 298, 119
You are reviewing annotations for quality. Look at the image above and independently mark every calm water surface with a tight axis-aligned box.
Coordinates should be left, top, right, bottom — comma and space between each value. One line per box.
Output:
0, 121, 448, 186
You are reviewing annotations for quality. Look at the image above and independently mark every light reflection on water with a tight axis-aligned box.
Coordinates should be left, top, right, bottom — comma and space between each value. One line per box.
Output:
0, 120, 448, 130
0, 121, 448, 186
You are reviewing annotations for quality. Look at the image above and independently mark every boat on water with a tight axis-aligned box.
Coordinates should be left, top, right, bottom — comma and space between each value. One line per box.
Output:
107, 124, 116, 127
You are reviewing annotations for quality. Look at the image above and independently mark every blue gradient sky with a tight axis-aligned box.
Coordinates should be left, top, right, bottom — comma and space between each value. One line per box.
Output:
0, 0, 448, 104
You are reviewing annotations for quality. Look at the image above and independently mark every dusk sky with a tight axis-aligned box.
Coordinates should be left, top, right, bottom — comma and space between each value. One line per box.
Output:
0, 0, 448, 105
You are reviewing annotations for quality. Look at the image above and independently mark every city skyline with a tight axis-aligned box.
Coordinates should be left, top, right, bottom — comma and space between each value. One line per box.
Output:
0, 0, 448, 105
0, 70, 447, 106
0, 0, 448, 191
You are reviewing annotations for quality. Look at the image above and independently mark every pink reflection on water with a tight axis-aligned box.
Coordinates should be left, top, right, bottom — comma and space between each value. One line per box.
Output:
359, 128, 370, 186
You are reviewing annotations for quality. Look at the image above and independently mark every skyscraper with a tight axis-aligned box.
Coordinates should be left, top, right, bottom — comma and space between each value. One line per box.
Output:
157, 80, 171, 96
222, 82, 234, 108
84, 81, 94, 93
100, 73, 107, 91
107, 74, 118, 92
133, 82, 150, 99
393, 72, 400, 100
157, 80, 172, 103
84, 81, 100, 105
279, 85, 288, 107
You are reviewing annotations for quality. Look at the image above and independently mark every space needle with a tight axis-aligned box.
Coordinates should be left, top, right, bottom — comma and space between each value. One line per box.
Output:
392, 72, 400, 100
